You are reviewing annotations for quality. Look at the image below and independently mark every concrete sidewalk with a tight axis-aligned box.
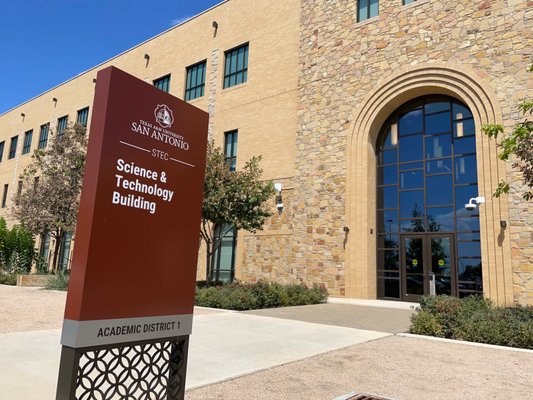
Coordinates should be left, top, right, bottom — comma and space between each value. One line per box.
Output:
0, 309, 390, 399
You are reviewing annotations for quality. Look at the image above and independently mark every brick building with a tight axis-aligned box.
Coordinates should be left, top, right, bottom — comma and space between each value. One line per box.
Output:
0, 0, 531, 305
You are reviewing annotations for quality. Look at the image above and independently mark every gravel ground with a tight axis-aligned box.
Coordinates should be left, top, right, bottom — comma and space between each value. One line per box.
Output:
2, 284, 532, 400
186, 335, 533, 400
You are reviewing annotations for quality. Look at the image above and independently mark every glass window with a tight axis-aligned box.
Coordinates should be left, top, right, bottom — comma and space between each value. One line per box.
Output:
0, 141, 4, 162
426, 158, 452, 175
400, 190, 424, 218
425, 102, 449, 114
399, 108, 422, 136
378, 233, 399, 249
8, 136, 18, 159
425, 112, 451, 135
185, 61, 206, 101
399, 134, 423, 162
453, 119, 475, 138
224, 44, 248, 89
358, 0, 379, 22
452, 103, 473, 120
377, 249, 399, 270
40, 231, 51, 264
378, 165, 397, 185
378, 186, 398, 209
153, 75, 171, 93
403, 0, 417, 4
77, 107, 89, 127
400, 169, 423, 189
224, 130, 238, 171
1, 184, 8, 208
427, 207, 454, 232
380, 149, 397, 165
456, 217, 480, 232
57, 115, 68, 138
38, 124, 49, 149
211, 224, 237, 283
426, 174, 453, 206
455, 155, 478, 184
378, 210, 398, 234
59, 232, 73, 271
425, 135, 451, 159
22, 130, 33, 155
454, 136, 476, 155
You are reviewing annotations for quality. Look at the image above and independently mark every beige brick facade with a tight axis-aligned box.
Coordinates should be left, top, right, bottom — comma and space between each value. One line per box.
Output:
0, 0, 531, 305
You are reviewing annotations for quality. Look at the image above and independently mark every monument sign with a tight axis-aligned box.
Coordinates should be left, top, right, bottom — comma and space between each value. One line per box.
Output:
56, 66, 208, 399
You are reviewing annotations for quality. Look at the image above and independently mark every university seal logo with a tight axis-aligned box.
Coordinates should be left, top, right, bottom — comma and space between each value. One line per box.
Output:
154, 104, 174, 128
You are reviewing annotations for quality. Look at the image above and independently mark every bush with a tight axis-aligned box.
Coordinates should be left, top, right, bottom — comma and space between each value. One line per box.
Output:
0, 274, 17, 285
45, 271, 69, 291
410, 295, 533, 349
0, 218, 36, 274
195, 280, 328, 310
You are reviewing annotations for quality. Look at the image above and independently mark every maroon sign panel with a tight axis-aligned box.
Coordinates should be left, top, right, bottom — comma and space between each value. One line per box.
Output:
61, 66, 208, 347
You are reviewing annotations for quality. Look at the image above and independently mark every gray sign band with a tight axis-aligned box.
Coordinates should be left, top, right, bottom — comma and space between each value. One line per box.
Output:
61, 314, 193, 348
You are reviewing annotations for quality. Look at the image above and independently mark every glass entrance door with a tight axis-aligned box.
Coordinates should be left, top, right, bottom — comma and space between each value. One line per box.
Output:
401, 234, 455, 302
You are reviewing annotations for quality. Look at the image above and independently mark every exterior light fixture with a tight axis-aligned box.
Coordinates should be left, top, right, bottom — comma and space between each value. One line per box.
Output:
274, 183, 283, 214
144, 53, 150, 60
464, 196, 485, 211
21, 113, 25, 118
212, 21, 218, 29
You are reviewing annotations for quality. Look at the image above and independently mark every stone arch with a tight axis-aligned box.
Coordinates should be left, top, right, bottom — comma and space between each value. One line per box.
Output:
345, 62, 514, 306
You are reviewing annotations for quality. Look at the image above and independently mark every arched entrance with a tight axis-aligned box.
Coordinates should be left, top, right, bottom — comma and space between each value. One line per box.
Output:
376, 96, 482, 301
345, 63, 514, 306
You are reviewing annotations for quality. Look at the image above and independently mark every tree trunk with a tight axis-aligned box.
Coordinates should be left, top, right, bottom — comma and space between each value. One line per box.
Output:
52, 229, 62, 273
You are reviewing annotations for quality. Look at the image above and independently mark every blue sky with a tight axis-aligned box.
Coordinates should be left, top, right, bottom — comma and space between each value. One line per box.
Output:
0, 0, 222, 114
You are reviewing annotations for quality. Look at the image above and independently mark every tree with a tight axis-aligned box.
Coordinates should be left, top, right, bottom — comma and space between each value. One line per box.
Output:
11, 124, 87, 272
0, 217, 35, 274
482, 64, 533, 200
200, 142, 275, 282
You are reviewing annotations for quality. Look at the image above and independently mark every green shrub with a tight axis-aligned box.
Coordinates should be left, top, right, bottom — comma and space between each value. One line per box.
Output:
410, 295, 533, 349
45, 272, 70, 291
195, 280, 328, 310
0, 274, 17, 285
0, 219, 35, 274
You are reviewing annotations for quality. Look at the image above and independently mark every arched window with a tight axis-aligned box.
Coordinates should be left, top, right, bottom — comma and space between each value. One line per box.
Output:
376, 96, 482, 301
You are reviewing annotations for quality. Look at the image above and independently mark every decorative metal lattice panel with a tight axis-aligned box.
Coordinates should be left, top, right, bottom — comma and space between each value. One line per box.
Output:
75, 338, 186, 400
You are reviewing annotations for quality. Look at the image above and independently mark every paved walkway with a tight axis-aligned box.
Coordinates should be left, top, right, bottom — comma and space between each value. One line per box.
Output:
1, 285, 532, 400
243, 301, 414, 333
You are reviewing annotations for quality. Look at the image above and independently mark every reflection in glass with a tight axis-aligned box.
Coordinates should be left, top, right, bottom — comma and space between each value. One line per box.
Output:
454, 136, 476, 155
378, 234, 399, 249
401, 219, 425, 232
457, 241, 482, 258
399, 135, 423, 162
400, 170, 423, 189
427, 175, 453, 206
425, 112, 451, 135
456, 217, 480, 232
399, 109, 423, 136
378, 249, 400, 270
399, 162, 423, 171
453, 119, 475, 138
452, 103, 473, 120
378, 186, 398, 209
427, 207, 454, 231
454, 155, 478, 184
426, 158, 452, 174
378, 210, 398, 234
426, 135, 451, 159
400, 192, 424, 218
425, 102, 450, 114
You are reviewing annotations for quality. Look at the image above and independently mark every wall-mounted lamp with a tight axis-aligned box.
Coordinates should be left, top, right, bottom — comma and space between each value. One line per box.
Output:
92, 78, 97, 83
500, 220, 507, 229
274, 182, 283, 214
20, 112, 25, 118
464, 196, 485, 211
343, 226, 350, 233
144, 53, 150, 60
52, 97, 57, 103
212, 21, 218, 29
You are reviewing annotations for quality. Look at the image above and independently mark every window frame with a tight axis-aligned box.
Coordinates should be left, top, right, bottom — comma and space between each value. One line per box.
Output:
57, 115, 68, 138
185, 60, 207, 101
224, 130, 238, 172
357, 0, 379, 22
8, 135, 18, 159
38, 123, 49, 149
153, 74, 171, 93
22, 130, 33, 155
223, 43, 249, 89
76, 107, 89, 127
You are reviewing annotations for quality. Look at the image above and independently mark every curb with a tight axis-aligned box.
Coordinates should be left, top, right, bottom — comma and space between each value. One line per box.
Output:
397, 333, 533, 353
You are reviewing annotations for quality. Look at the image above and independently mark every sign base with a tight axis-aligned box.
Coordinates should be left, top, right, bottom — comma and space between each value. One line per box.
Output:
56, 336, 189, 400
